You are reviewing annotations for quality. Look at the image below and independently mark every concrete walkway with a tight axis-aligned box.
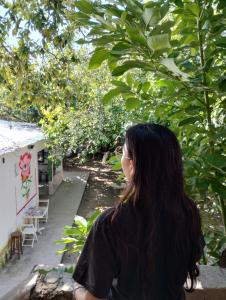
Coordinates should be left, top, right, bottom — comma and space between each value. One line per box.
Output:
0, 171, 89, 299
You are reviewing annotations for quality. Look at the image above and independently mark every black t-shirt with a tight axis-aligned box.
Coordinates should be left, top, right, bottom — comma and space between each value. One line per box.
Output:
72, 205, 205, 300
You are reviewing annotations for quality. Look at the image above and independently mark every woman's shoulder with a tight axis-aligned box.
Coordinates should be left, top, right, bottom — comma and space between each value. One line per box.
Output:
96, 207, 115, 222
94, 202, 132, 228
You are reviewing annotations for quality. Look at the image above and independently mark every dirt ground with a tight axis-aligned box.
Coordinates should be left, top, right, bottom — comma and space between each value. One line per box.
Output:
62, 158, 123, 264
64, 158, 122, 216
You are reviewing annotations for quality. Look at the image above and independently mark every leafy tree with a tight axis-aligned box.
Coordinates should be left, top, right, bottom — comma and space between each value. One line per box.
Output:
71, 0, 226, 264
39, 49, 129, 161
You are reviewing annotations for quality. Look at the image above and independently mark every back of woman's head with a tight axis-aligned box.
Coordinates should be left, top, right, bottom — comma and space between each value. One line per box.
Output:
113, 123, 203, 299
125, 123, 184, 206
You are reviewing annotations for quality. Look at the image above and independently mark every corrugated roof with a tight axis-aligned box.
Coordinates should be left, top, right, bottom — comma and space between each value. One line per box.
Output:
0, 119, 45, 155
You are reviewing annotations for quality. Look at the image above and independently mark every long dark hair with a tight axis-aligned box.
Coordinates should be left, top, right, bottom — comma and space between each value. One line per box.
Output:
112, 123, 203, 299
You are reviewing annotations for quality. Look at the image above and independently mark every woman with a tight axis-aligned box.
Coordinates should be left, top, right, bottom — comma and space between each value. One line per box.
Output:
72, 123, 205, 300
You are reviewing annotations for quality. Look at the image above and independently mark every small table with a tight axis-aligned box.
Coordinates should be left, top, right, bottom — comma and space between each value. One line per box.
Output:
24, 206, 48, 234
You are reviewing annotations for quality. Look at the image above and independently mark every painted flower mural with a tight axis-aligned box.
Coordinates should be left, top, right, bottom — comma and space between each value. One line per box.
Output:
19, 152, 32, 199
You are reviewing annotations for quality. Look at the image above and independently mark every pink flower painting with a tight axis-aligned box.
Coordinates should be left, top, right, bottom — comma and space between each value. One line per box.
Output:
19, 152, 32, 182
19, 152, 32, 199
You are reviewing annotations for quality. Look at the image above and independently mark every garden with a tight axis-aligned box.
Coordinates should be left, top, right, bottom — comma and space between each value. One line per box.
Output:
0, 0, 225, 267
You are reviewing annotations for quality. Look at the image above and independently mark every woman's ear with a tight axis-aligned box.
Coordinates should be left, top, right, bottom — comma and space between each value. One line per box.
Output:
129, 159, 134, 176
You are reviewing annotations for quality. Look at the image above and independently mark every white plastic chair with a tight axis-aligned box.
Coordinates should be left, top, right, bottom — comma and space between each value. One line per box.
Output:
21, 224, 38, 247
38, 199, 49, 223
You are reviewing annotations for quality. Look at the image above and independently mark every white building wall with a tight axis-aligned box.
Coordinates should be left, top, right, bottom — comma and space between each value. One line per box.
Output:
0, 140, 45, 252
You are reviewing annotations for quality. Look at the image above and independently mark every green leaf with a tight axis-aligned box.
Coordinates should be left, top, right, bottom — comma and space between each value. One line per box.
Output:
156, 79, 179, 88
63, 227, 81, 235
61, 237, 77, 244
92, 34, 120, 46
179, 117, 200, 126
143, 8, 161, 27
111, 80, 130, 89
205, 154, 226, 169
74, 12, 91, 20
64, 266, 74, 274
88, 49, 109, 70
74, 215, 87, 227
74, 0, 94, 14
126, 73, 133, 86
87, 210, 101, 231
184, 105, 201, 114
106, 6, 123, 18
111, 42, 131, 56
94, 14, 116, 31
211, 181, 226, 199
160, 58, 189, 80
188, 3, 200, 17
125, 25, 147, 46
121, 11, 128, 23
102, 88, 122, 104
55, 239, 64, 245
56, 248, 68, 254
125, 97, 140, 110
174, 0, 183, 7
160, 3, 170, 19
112, 61, 149, 76
151, 21, 174, 35
147, 34, 171, 51
125, 0, 143, 16
107, 56, 118, 72
142, 82, 150, 93
183, 34, 197, 45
